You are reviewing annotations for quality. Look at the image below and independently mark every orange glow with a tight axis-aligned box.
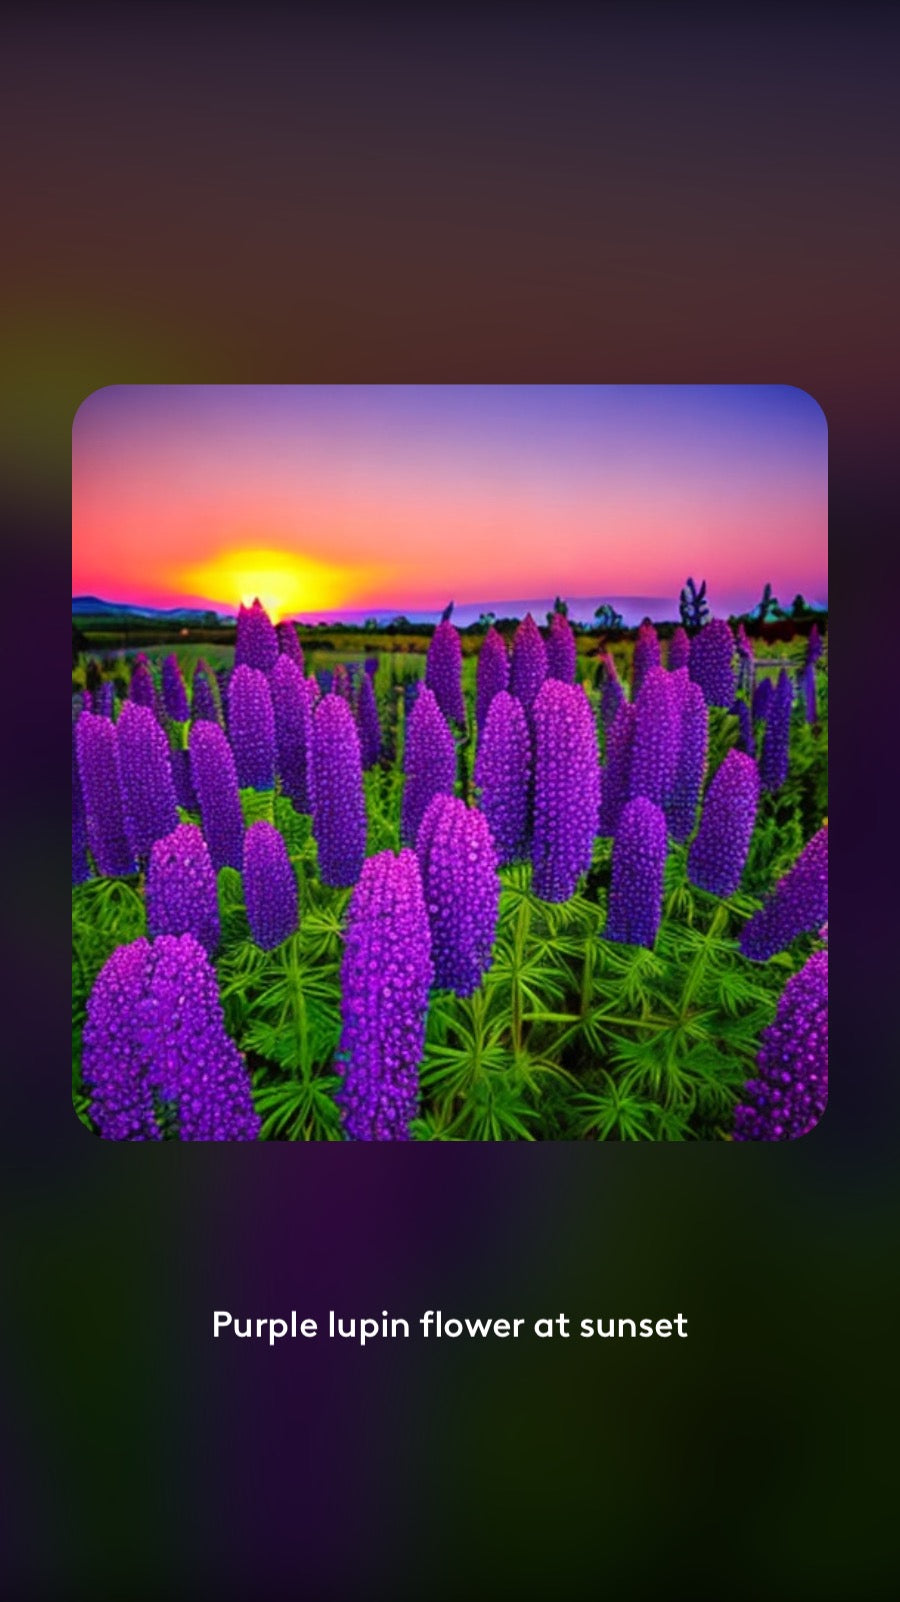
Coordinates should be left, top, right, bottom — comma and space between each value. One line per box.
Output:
174, 548, 388, 623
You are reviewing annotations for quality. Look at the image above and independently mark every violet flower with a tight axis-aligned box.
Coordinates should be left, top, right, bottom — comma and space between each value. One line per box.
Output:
733, 949, 827, 1140
311, 693, 367, 887
426, 618, 466, 725
531, 680, 600, 902
687, 749, 760, 898
417, 794, 500, 996
242, 820, 298, 949
147, 823, 220, 955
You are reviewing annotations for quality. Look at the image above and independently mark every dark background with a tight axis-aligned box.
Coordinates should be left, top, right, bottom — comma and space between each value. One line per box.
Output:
4, 4, 899, 1598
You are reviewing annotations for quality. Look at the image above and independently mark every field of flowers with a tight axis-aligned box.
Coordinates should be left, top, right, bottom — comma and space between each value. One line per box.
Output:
72, 598, 827, 1141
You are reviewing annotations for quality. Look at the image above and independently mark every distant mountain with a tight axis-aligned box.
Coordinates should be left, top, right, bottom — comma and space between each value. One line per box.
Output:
72, 597, 230, 623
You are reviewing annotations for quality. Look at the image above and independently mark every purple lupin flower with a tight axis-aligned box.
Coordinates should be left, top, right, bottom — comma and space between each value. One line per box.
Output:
335, 849, 433, 1141
628, 666, 680, 807
799, 661, 818, 724
758, 668, 792, 792
276, 620, 304, 670
732, 697, 753, 754
169, 747, 198, 812
509, 613, 548, 713
401, 684, 457, 847
739, 824, 828, 961
531, 680, 601, 902
417, 794, 500, 996
162, 653, 190, 722
129, 654, 157, 709
545, 611, 576, 684
82, 934, 260, 1141
687, 750, 760, 898
216, 667, 231, 724
473, 690, 531, 865
733, 949, 827, 1140
147, 823, 220, 955
632, 621, 661, 699
735, 622, 755, 696
664, 678, 708, 843
72, 715, 91, 884
598, 700, 636, 837
269, 655, 314, 811
189, 720, 245, 871
228, 664, 276, 789
235, 597, 278, 673
311, 694, 367, 887
668, 627, 691, 672
115, 700, 179, 861
806, 624, 823, 665
605, 796, 667, 948
355, 669, 382, 769
75, 712, 135, 876
599, 654, 626, 731
425, 619, 466, 725
95, 681, 115, 719
191, 660, 221, 725
689, 619, 736, 708
242, 820, 298, 950
752, 677, 773, 722
365, 656, 379, 679
476, 626, 510, 733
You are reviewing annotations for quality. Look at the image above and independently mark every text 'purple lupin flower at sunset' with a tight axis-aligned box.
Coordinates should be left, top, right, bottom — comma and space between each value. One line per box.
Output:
235, 597, 278, 673
81, 934, 260, 1141
605, 796, 667, 948
242, 821, 298, 950
417, 794, 500, 996
545, 611, 576, 683
688, 618, 736, 708
162, 653, 190, 722
476, 626, 509, 733
401, 684, 457, 848
115, 699, 179, 861
269, 654, 314, 811
147, 823, 220, 955
228, 664, 276, 790
758, 668, 793, 792
531, 679, 600, 902
739, 823, 828, 961
473, 690, 531, 865
311, 693, 367, 887
335, 850, 433, 1141
733, 949, 827, 1140
687, 749, 760, 898
189, 720, 245, 871
75, 711, 135, 877
425, 618, 466, 725
509, 613, 547, 712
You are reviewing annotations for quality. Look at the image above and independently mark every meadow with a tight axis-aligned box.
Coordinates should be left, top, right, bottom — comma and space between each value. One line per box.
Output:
72, 602, 827, 1141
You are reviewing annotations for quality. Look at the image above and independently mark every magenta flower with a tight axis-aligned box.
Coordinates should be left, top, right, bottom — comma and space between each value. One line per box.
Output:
417, 794, 500, 996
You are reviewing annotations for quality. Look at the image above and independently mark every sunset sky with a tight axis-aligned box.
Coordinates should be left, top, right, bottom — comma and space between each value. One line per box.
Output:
72, 385, 826, 622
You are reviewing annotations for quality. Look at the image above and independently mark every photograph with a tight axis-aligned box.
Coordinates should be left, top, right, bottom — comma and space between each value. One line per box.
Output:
72, 384, 827, 1141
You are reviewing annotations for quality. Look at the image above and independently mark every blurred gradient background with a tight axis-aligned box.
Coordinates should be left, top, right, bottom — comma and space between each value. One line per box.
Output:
4, 3, 899, 1598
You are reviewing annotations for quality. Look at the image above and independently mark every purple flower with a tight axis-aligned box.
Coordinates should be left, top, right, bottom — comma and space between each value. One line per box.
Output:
545, 612, 576, 684
129, 654, 157, 710
473, 690, 532, 865
668, 627, 690, 672
191, 660, 221, 725
476, 626, 510, 732
598, 701, 637, 837
228, 664, 276, 789
95, 681, 115, 719
664, 678, 708, 843
365, 656, 379, 678
687, 750, 760, 898
81, 934, 260, 1141
806, 624, 823, 665
599, 654, 626, 731
426, 619, 466, 725
216, 667, 231, 722
75, 712, 135, 876
276, 620, 304, 669
162, 653, 190, 722
189, 720, 245, 871
605, 796, 667, 948
235, 598, 278, 673
799, 661, 817, 724
242, 820, 298, 949
72, 717, 91, 884
417, 795, 500, 995
735, 622, 755, 696
115, 700, 179, 861
629, 666, 680, 807
509, 613, 548, 712
632, 622, 661, 699
758, 668, 792, 792
332, 663, 352, 702
531, 680, 601, 902
170, 747, 198, 811
739, 824, 828, 961
689, 619, 736, 708
335, 849, 433, 1141
401, 684, 457, 847
269, 655, 314, 811
732, 697, 753, 754
311, 694, 367, 887
733, 949, 827, 1140
147, 823, 220, 955
355, 669, 382, 769
752, 677, 773, 723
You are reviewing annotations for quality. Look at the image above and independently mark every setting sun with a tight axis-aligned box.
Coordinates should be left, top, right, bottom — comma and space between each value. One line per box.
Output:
175, 548, 372, 622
